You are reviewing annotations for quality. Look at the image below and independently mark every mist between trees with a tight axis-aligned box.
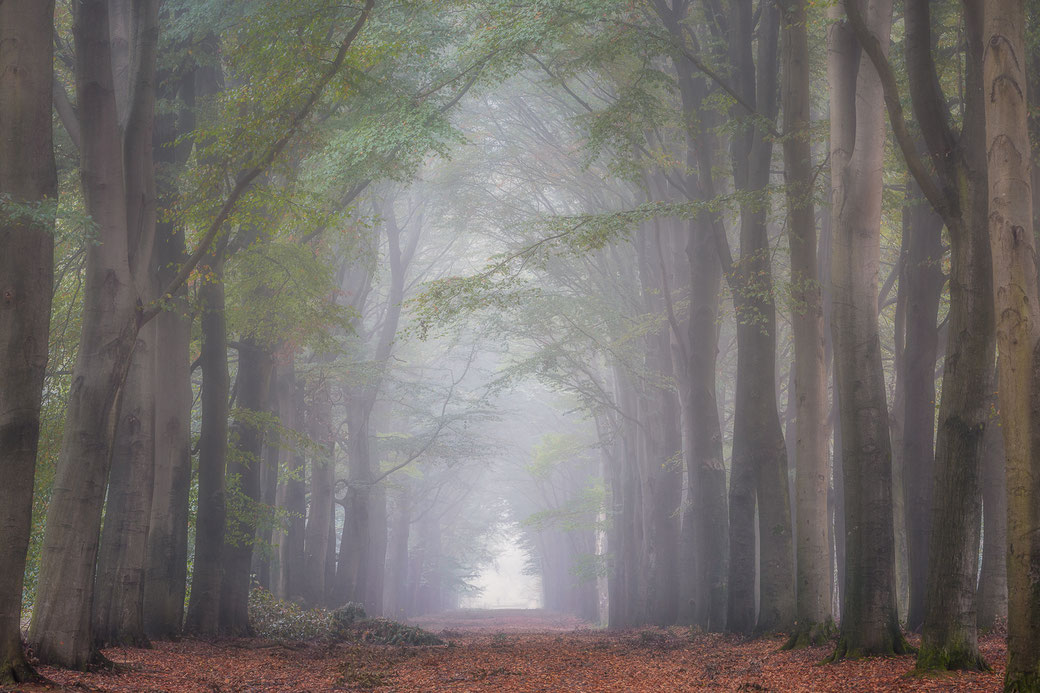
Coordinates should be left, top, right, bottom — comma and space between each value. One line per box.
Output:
1, 0, 1039, 690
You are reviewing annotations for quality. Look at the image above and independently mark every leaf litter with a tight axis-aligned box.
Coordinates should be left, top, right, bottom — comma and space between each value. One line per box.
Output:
12, 610, 1005, 691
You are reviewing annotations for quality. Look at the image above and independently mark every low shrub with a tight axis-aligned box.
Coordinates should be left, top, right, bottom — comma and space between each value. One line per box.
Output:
248, 586, 334, 641
248, 587, 443, 646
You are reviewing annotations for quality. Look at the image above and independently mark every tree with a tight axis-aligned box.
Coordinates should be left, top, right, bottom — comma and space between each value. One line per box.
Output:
779, 0, 833, 648
846, 0, 994, 669
825, 0, 911, 660
0, 0, 57, 683
30, 0, 376, 665
982, 0, 1040, 688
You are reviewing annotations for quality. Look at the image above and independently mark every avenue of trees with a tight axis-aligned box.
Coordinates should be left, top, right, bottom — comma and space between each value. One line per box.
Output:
3, 0, 1040, 691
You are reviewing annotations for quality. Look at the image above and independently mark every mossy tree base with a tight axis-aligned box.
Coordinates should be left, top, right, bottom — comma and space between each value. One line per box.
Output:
1005, 671, 1040, 692
916, 643, 988, 673
0, 644, 38, 686
783, 619, 836, 650
822, 627, 914, 663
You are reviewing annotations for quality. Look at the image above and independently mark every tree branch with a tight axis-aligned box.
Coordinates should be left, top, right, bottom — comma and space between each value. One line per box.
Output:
843, 0, 953, 227
141, 0, 376, 324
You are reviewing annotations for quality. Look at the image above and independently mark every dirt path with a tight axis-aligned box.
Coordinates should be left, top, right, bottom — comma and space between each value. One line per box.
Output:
15, 610, 1005, 691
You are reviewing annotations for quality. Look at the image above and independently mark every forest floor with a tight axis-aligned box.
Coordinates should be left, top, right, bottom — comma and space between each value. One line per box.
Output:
15, 609, 1005, 692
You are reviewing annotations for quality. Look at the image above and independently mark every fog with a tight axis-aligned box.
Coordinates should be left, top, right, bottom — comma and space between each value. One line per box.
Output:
2, 0, 1033, 688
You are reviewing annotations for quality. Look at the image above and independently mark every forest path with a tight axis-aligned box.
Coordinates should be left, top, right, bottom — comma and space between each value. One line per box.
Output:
407, 608, 593, 633
23, 614, 1006, 691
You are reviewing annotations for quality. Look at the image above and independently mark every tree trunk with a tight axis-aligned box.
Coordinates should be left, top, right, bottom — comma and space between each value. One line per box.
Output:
365, 484, 388, 616
219, 340, 274, 634
725, 0, 793, 635
336, 399, 373, 606
143, 57, 197, 640
93, 318, 157, 648
302, 374, 334, 607
256, 371, 281, 592
779, 0, 833, 648
184, 252, 230, 635
977, 388, 1008, 629
27, 0, 156, 668
0, 0, 56, 682
825, 0, 910, 660
276, 361, 307, 601
385, 484, 411, 618
900, 184, 944, 633
982, 2, 1040, 688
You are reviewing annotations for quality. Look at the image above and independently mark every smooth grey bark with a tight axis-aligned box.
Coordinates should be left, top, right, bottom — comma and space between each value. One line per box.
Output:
0, 0, 57, 682
302, 371, 334, 606
184, 251, 230, 634
824, 0, 909, 660
255, 366, 282, 592
93, 317, 157, 648
656, 0, 730, 629
900, 184, 944, 633
384, 484, 411, 618
275, 360, 307, 600
143, 57, 198, 640
779, 0, 833, 648
848, 0, 995, 668
219, 340, 274, 634
723, 0, 793, 635
977, 389, 1008, 629
27, 0, 158, 668
981, 2, 1040, 689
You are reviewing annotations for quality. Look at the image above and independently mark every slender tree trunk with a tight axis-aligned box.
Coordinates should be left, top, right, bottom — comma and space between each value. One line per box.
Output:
366, 484, 388, 616
825, 0, 910, 660
726, 0, 793, 634
256, 371, 281, 592
336, 399, 372, 606
143, 58, 197, 640
0, 0, 56, 681
900, 184, 944, 633
302, 374, 334, 607
982, 2, 1040, 688
385, 484, 411, 618
977, 388, 1008, 629
184, 253, 230, 634
219, 340, 274, 633
779, 0, 833, 648
276, 361, 307, 601
659, 0, 729, 634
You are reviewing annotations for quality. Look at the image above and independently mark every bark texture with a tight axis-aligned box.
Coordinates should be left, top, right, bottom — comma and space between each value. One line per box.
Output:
982, 1, 1040, 688
825, 0, 910, 660
0, 0, 57, 682
779, 0, 833, 648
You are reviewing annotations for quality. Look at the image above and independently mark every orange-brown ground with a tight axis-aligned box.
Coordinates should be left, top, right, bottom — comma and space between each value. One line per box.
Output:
13, 610, 1005, 691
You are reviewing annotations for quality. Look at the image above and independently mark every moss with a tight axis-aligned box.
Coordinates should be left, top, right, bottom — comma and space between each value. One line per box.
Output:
1005, 668, 1040, 692
782, 619, 836, 650
822, 625, 914, 664
915, 642, 989, 673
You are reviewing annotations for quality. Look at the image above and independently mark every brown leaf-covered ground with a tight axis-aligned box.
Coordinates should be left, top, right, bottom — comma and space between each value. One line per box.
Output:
13, 610, 1005, 691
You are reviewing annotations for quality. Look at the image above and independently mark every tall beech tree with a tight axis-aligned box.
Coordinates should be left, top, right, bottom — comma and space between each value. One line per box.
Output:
825, 0, 910, 660
722, 0, 795, 635
779, 0, 832, 648
846, 0, 994, 670
0, 0, 57, 683
29, 0, 375, 666
982, 0, 1040, 688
